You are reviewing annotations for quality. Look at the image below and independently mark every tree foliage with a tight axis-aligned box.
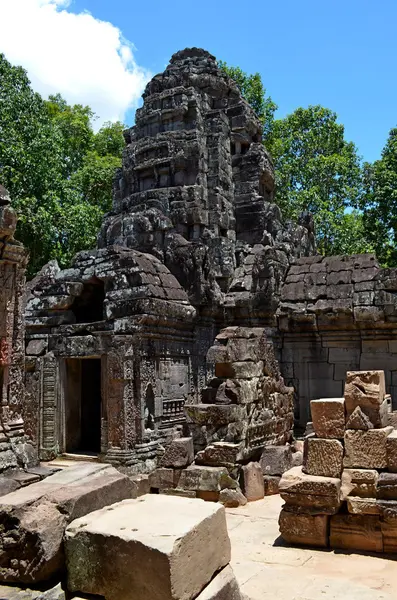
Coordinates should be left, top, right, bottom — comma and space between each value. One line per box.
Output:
0, 53, 125, 276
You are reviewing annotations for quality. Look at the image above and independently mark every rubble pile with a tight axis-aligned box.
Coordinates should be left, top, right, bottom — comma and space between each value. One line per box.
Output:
279, 370, 397, 553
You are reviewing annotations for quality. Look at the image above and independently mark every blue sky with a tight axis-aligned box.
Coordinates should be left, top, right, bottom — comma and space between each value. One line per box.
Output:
1, 0, 396, 163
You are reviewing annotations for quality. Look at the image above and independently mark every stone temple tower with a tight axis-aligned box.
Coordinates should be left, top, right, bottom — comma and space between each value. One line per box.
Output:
24, 49, 313, 469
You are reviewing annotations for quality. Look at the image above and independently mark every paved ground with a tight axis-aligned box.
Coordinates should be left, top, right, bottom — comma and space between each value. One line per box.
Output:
226, 495, 397, 600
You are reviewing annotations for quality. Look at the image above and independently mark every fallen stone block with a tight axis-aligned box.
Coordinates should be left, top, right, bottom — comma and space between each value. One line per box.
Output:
330, 514, 383, 553
259, 445, 292, 476
241, 462, 264, 501
0, 463, 136, 583
344, 370, 386, 427
341, 468, 378, 499
159, 438, 194, 468
149, 468, 181, 491
310, 398, 345, 439
387, 430, 397, 472
0, 478, 20, 497
377, 473, 397, 500
195, 565, 243, 600
303, 437, 343, 478
195, 442, 243, 468
178, 465, 234, 493
291, 450, 303, 468
65, 495, 231, 600
263, 475, 280, 496
279, 466, 341, 514
345, 406, 374, 430
215, 361, 263, 379
130, 474, 150, 496
279, 508, 329, 547
219, 488, 247, 508
343, 427, 393, 469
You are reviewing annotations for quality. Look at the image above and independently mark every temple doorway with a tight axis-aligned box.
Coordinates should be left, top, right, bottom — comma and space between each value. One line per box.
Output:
64, 358, 102, 454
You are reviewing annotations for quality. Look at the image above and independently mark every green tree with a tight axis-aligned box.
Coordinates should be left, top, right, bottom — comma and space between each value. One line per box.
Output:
361, 128, 397, 266
94, 121, 125, 158
219, 62, 277, 139
266, 106, 365, 255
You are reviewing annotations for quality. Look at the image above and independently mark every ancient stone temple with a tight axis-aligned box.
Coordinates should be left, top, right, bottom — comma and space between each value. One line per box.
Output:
0, 185, 34, 471
24, 48, 313, 470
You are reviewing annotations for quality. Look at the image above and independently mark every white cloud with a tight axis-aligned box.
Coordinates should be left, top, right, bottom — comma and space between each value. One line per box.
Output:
0, 0, 151, 127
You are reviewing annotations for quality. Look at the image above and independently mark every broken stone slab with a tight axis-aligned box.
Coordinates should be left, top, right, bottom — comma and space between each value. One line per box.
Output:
0, 464, 137, 583
178, 465, 236, 493
185, 404, 246, 428
377, 472, 397, 500
65, 495, 231, 600
347, 497, 380, 515
279, 466, 341, 514
263, 475, 280, 496
0, 478, 20, 497
344, 370, 387, 427
386, 430, 397, 472
341, 468, 378, 499
343, 426, 393, 469
303, 437, 343, 478
279, 508, 329, 547
345, 405, 374, 430
195, 565, 243, 600
130, 474, 150, 496
158, 437, 194, 469
330, 513, 383, 553
240, 462, 264, 502
214, 379, 259, 405
219, 488, 247, 508
310, 398, 345, 439
259, 445, 292, 476
195, 442, 243, 468
215, 361, 263, 379
148, 468, 181, 491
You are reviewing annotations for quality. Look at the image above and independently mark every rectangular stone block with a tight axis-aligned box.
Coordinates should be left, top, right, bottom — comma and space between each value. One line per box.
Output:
377, 473, 397, 500
387, 429, 397, 472
259, 445, 292, 476
149, 468, 181, 491
159, 437, 194, 468
310, 398, 345, 439
279, 466, 341, 514
347, 497, 380, 515
279, 508, 329, 547
178, 465, 229, 493
241, 462, 264, 501
303, 437, 343, 478
330, 514, 383, 553
344, 370, 386, 427
65, 495, 231, 600
341, 468, 378, 499
343, 427, 393, 469
263, 475, 280, 496
381, 517, 397, 553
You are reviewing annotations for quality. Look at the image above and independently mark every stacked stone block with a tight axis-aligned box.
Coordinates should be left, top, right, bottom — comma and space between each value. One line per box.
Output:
279, 370, 397, 553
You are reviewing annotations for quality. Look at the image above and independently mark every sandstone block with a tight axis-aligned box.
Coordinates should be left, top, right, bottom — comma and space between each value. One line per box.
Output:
343, 427, 393, 469
347, 497, 380, 515
0, 464, 136, 583
341, 468, 378, 499
345, 406, 374, 430
377, 472, 397, 500
219, 488, 247, 508
159, 438, 194, 468
149, 468, 181, 491
241, 462, 264, 501
279, 466, 341, 514
381, 516, 397, 553
291, 450, 303, 467
279, 508, 329, 547
195, 565, 243, 600
215, 361, 263, 379
303, 437, 343, 478
263, 475, 280, 495
195, 442, 243, 468
65, 495, 231, 600
310, 398, 345, 438
130, 474, 150, 497
387, 430, 397, 472
259, 445, 292, 476
330, 514, 383, 553
344, 370, 386, 427
178, 466, 233, 493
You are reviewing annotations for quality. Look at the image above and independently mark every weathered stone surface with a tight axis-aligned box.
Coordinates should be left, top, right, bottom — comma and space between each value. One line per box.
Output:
219, 488, 247, 508
0, 464, 136, 583
377, 472, 397, 500
263, 475, 280, 496
149, 468, 181, 491
381, 516, 397, 553
195, 443, 243, 468
279, 467, 341, 514
387, 429, 397, 472
178, 466, 234, 493
347, 497, 380, 515
260, 445, 292, 476
159, 438, 194, 468
65, 495, 231, 600
279, 508, 329, 547
241, 462, 264, 501
130, 474, 150, 497
310, 398, 345, 439
341, 468, 378, 499
343, 427, 393, 469
195, 565, 243, 600
330, 514, 383, 553
344, 370, 386, 427
345, 406, 374, 430
0, 478, 20, 497
303, 437, 343, 478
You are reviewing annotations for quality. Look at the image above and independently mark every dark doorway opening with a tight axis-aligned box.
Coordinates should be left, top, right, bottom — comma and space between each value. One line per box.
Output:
65, 358, 102, 454
71, 278, 105, 324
